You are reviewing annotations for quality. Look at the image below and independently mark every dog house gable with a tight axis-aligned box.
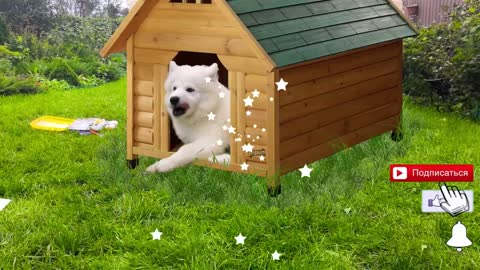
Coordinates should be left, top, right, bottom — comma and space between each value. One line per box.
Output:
101, 0, 280, 177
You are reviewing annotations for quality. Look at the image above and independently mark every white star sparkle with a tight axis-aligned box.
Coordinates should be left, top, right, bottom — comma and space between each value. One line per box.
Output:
228, 126, 236, 134
151, 229, 162, 240
207, 112, 216, 120
275, 78, 288, 91
272, 250, 282, 260
299, 164, 313, 178
243, 96, 254, 107
242, 143, 254, 153
240, 162, 249, 171
235, 233, 246, 245
252, 89, 260, 98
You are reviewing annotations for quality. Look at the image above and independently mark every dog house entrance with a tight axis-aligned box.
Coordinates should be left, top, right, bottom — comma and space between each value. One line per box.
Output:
168, 51, 228, 151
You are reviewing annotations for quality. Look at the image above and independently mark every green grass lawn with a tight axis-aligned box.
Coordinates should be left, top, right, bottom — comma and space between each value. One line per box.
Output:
0, 78, 479, 269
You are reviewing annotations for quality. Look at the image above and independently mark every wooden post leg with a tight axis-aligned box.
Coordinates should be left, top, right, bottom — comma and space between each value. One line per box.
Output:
127, 146, 139, 169
391, 128, 404, 142
127, 157, 139, 169
267, 173, 281, 197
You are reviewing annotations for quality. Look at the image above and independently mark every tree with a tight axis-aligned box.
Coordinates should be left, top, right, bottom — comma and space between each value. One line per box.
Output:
0, 15, 8, 43
0, 0, 53, 35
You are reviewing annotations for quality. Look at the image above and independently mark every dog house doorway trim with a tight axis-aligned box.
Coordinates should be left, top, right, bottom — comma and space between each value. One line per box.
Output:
126, 35, 277, 180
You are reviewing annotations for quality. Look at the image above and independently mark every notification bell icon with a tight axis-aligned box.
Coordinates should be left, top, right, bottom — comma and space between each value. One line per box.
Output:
447, 221, 472, 252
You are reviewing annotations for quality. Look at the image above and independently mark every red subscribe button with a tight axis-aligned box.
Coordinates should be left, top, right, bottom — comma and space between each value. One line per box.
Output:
390, 164, 474, 182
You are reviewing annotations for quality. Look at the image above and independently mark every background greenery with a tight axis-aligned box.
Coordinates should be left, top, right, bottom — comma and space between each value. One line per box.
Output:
404, 0, 480, 119
0, 0, 126, 95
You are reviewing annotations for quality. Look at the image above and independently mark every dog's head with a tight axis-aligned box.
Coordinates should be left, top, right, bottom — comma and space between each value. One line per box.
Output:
164, 61, 220, 119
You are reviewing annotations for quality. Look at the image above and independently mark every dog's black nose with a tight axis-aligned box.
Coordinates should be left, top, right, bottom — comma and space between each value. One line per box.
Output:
170, 96, 180, 106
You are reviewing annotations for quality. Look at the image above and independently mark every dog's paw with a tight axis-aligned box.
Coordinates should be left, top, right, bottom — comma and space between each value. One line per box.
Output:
146, 160, 175, 173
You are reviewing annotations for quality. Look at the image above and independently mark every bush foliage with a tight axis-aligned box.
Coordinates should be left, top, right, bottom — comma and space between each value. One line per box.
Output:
0, 75, 42, 96
47, 59, 81, 86
0, 14, 124, 96
404, 0, 480, 119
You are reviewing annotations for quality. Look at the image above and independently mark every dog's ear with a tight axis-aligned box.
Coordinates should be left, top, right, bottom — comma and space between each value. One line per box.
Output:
207, 63, 219, 80
169, 61, 178, 73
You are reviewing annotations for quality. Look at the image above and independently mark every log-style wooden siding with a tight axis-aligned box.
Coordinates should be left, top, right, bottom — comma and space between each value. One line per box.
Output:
278, 40, 403, 173
280, 41, 402, 88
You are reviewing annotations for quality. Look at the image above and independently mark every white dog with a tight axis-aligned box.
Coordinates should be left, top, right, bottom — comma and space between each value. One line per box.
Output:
146, 61, 231, 173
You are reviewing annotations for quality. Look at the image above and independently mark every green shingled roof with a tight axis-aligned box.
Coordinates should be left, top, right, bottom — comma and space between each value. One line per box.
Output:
226, 0, 417, 67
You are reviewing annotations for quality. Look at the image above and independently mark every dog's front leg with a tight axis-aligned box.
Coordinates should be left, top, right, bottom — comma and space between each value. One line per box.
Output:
146, 142, 213, 173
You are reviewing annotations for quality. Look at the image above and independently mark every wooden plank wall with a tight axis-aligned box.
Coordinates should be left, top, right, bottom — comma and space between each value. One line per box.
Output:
219, 54, 272, 173
134, 2, 255, 58
278, 41, 404, 174
130, 34, 177, 156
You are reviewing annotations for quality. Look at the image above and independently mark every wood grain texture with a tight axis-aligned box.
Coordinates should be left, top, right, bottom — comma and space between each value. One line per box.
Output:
135, 48, 177, 64
266, 71, 280, 189
134, 80, 153, 96
159, 65, 170, 152
280, 41, 401, 86
236, 72, 246, 164
138, 18, 241, 38
280, 71, 399, 123
135, 112, 154, 128
279, 57, 400, 107
127, 36, 135, 160
153, 64, 162, 151
134, 63, 153, 81
134, 127, 154, 144
280, 87, 401, 142
134, 96, 154, 112
280, 102, 402, 160
245, 74, 268, 92
245, 109, 266, 128
229, 71, 238, 165
218, 55, 271, 74
280, 115, 400, 174
134, 32, 256, 57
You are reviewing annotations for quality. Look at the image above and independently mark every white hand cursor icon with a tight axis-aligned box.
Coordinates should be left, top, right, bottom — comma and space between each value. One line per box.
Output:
439, 182, 469, 216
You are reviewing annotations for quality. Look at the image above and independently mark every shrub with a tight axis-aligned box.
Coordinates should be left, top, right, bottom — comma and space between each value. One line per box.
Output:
35, 76, 71, 91
47, 59, 80, 86
403, 0, 480, 119
0, 75, 42, 96
64, 58, 91, 76
78, 75, 105, 88
96, 61, 123, 82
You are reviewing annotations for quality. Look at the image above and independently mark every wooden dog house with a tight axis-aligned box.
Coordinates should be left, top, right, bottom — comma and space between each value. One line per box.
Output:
101, 0, 416, 195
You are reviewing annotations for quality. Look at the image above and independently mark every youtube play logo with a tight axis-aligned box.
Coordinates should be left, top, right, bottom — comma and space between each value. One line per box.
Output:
392, 167, 408, 180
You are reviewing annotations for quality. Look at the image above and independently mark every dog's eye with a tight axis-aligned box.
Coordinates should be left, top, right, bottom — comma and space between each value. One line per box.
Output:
186, 88, 195, 93
173, 86, 177, 91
